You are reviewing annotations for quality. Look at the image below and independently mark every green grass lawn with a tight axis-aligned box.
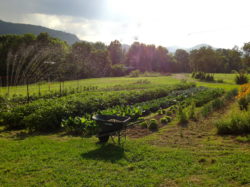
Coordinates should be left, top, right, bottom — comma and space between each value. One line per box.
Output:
0, 73, 242, 97
0, 76, 181, 97
0, 120, 249, 186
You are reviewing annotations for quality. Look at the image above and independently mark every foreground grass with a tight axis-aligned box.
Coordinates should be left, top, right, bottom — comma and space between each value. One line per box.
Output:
1, 134, 249, 186
0, 135, 200, 186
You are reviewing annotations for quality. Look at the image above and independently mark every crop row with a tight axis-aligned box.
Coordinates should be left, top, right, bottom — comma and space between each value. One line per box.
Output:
62, 87, 224, 135
1, 83, 195, 131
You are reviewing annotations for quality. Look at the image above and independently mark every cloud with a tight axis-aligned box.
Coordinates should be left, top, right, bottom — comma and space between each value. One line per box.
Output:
1, 0, 250, 48
0, 0, 108, 20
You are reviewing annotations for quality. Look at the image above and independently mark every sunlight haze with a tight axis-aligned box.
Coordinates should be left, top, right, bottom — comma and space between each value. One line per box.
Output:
0, 0, 250, 48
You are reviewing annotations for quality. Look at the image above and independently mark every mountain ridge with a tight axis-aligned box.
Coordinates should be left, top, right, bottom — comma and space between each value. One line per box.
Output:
0, 20, 80, 45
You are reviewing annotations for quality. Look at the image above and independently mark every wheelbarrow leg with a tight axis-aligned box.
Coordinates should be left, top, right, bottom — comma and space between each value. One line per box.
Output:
98, 135, 109, 143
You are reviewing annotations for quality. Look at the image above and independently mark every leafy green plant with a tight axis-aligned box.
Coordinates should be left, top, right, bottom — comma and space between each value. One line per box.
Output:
187, 101, 196, 120
201, 103, 213, 118
235, 71, 248, 84
148, 119, 158, 130
236, 135, 250, 143
177, 104, 188, 124
128, 70, 140, 77
61, 116, 98, 136
160, 117, 168, 124
215, 112, 250, 134
211, 98, 225, 110
140, 121, 148, 128
238, 97, 249, 111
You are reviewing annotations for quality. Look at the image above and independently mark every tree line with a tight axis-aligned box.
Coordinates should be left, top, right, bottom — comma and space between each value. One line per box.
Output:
0, 33, 250, 86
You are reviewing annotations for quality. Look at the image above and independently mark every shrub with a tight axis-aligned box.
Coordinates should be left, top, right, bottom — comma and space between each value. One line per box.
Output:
205, 74, 214, 82
187, 101, 196, 120
236, 135, 250, 143
224, 89, 238, 100
128, 70, 140, 77
160, 117, 168, 124
160, 116, 171, 124
238, 97, 249, 111
216, 79, 224, 83
148, 119, 158, 130
177, 104, 188, 124
235, 72, 248, 84
192, 72, 214, 82
201, 103, 213, 118
211, 98, 225, 110
140, 121, 148, 128
216, 112, 250, 134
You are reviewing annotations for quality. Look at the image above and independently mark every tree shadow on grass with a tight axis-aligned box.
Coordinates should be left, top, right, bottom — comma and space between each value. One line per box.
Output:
81, 144, 125, 162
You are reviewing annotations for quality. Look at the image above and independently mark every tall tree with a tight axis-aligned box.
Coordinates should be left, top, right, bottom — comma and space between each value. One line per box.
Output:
174, 49, 190, 72
108, 40, 123, 65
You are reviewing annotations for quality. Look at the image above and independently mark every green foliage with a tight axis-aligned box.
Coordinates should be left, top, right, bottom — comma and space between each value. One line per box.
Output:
128, 70, 140, 77
160, 117, 168, 124
187, 101, 196, 120
147, 119, 158, 130
2, 83, 195, 131
160, 116, 171, 124
61, 116, 97, 136
216, 79, 224, 83
111, 64, 127, 77
177, 104, 188, 124
216, 112, 250, 134
211, 98, 225, 110
224, 88, 238, 100
238, 96, 249, 111
192, 72, 214, 82
235, 72, 248, 84
236, 135, 250, 143
140, 121, 148, 128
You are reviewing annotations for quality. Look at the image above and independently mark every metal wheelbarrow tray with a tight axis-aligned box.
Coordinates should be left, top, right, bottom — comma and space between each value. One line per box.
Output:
92, 114, 131, 143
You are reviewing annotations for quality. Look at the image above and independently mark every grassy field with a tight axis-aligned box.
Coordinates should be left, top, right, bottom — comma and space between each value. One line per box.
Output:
0, 74, 249, 186
0, 73, 240, 97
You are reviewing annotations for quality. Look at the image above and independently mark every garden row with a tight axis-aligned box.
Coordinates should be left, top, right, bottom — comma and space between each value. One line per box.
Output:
0, 83, 195, 131
0, 79, 153, 105
216, 84, 250, 135
62, 87, 225, 135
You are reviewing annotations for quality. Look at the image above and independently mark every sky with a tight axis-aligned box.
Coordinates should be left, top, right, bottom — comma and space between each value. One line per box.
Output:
0, 0, 250, 48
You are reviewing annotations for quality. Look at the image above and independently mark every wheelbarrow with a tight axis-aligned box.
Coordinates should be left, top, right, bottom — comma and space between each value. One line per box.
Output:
92, 114, 131, 144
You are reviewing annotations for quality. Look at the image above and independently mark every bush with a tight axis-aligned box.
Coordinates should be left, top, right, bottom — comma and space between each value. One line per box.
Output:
211, 98, 225, 110
224, 89, 238, 100
216, 79, 224, 83
128, 70, 140, 77
192, 72, 214, 82
111, 64, 127, 77
160, 116, 171, 124
177, 104, 188, 124
235, 73, 248, 85
201, 103, 213, 118
187, 101, 196, 120
238, 97, 249, 111
148, 119, 158, 130
216, 112, 250, 134
160, 117, 167, 124
236, 135, 250, 143
140, 121, 148, 128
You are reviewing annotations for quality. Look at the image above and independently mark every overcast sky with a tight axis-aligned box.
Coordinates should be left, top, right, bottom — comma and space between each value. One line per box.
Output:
1, 0, 250, 48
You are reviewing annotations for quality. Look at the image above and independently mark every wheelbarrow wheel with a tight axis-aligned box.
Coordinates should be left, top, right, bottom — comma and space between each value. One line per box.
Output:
98, 135, 109, 143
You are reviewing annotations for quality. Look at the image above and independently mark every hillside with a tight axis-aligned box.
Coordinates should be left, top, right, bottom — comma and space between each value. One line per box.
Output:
0, 20, 80, 45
